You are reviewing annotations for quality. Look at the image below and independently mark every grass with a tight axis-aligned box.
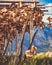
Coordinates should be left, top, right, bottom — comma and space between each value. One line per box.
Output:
0, 53, 52, 65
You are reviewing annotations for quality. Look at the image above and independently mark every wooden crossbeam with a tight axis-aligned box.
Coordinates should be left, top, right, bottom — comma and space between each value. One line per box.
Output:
38, 7, 45, 9
37, 4, 45, 6
41, 10, 48, 12
0, 1, 39, 3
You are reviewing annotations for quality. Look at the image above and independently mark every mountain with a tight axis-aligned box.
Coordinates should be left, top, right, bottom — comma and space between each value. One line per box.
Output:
23, 26, 52, 53
6, 26, 52, 54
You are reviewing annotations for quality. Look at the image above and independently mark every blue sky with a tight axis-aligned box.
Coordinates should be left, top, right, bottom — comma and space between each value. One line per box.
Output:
38, 0, 52, 23
39, 0, 52, 4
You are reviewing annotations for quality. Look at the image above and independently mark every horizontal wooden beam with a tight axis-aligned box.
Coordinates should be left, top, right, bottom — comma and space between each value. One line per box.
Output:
41, 10, 48, 12
37, 4, 45, 6
0, 1, 39, 3
0, 5, 9, 8
38, 7, 45, 9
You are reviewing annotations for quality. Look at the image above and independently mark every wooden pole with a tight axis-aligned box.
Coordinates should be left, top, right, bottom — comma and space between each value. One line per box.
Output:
13, 23, 27, 65
29, 1, 36, 50
29, 15, 33, 49
13, 32, 18, 65
8, 42, 10, 55
28, 29, 38, 49
3, 39, 9, 56
18, 23, 27, 62
2, 20, 10, 56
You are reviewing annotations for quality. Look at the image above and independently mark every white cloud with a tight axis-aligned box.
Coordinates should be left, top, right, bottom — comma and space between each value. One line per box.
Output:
42, 3, 52, 24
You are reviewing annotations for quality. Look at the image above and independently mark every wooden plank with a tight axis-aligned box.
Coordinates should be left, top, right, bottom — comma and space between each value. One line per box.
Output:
30, 15, 33, 49
37, 4, 45, 6
41, 10, 48, 12
37, 7, 46, 9
0, 1, 39, 3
